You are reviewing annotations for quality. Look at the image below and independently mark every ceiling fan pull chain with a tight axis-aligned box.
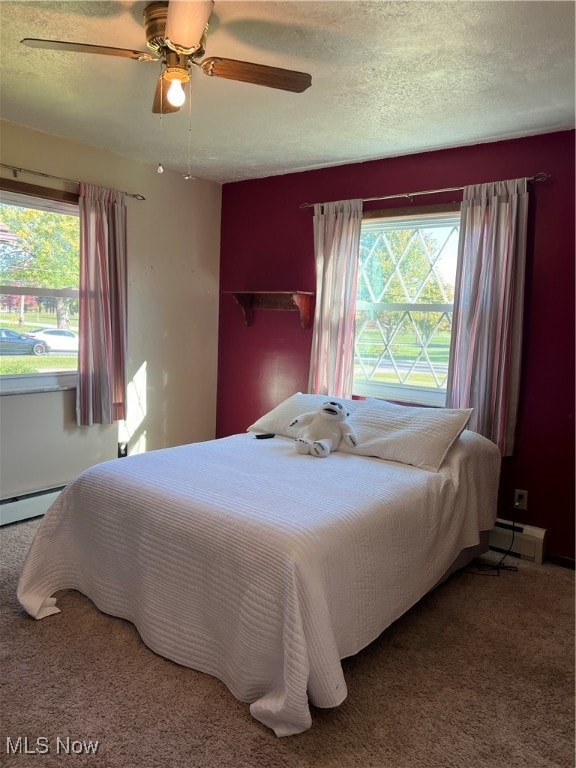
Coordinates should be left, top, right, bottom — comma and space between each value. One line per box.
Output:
157, 72, 165, 174
184, 77, 194, 181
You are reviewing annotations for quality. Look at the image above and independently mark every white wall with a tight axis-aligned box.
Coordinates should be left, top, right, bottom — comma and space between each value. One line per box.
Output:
0, 120, 221, 499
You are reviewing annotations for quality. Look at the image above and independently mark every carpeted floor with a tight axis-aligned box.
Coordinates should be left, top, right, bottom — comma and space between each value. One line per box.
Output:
1, 518, 574, 768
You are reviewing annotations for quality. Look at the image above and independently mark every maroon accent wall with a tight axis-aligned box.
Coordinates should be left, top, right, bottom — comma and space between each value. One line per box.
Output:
218, 131, 575, 562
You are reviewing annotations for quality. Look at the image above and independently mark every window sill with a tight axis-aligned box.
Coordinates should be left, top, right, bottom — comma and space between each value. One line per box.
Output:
353, 381, 447, 407
0, 372, 78, 396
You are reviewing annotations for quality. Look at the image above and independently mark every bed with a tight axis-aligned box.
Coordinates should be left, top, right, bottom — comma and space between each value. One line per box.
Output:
17, 394, 501, 736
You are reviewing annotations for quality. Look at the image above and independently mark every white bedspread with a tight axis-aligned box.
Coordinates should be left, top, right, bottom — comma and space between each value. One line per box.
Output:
18, 431, 500, 736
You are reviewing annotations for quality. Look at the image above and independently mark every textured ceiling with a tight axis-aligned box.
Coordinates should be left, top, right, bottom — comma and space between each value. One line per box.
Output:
0, 1, 574, 184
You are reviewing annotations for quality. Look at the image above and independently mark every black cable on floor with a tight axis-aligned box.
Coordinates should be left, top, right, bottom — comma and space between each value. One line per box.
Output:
466, 502, 521, 576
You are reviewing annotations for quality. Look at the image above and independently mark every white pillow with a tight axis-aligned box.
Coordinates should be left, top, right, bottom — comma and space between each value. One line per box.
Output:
341, 398, 473, 471
247, 392, 359, 437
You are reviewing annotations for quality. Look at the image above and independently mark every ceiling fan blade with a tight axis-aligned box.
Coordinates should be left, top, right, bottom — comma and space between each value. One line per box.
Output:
21, 38, 156, 61
152, 74, 181, 114
165, 0, 213, 55
200, 57, 312, 93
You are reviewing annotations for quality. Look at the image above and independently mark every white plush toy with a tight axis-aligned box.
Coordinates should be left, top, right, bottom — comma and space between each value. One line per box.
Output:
289, 400, 358, 458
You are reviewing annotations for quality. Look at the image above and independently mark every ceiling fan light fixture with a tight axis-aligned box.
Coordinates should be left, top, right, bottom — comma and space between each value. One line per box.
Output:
162, 50, 190, 106
163, 64, 189, 82
166, 77, 187, 107
165, 0, 213, 55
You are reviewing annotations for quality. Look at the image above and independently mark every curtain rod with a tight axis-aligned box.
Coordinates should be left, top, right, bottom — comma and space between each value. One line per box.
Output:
0, 163, 146, 200
299, 172, 550, 209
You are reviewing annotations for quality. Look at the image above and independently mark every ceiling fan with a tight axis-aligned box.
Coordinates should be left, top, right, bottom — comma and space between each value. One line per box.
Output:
21, 0, 312, 114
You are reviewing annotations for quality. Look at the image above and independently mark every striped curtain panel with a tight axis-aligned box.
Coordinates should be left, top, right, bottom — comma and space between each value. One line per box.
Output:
308, 199, 363, 398
446, 178, 529, 455
76, 184, 127, 427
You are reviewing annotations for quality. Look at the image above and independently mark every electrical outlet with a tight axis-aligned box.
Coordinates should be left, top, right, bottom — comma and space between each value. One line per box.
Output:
514, 489, 528, 510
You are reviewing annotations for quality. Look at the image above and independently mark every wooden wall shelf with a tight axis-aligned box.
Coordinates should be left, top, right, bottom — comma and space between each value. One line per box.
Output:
225, 291, 314, 329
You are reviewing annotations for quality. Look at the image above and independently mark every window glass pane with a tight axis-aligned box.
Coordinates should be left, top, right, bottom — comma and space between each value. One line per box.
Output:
0, 192, 79, 381
354, 211, 459, 405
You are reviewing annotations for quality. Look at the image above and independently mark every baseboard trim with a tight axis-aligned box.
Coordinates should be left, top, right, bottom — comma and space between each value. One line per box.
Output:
545, 554, 575, 570
0, 487, 65, 526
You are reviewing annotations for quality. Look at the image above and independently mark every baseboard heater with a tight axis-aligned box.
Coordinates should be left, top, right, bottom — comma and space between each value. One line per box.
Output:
0, 487, 65, 526
489, 517, 546, 564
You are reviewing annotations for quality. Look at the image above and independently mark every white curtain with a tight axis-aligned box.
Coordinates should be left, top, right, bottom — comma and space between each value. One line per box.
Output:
308, 199, 363, 397
446, 178, 529, 455
76, 183, 128, 426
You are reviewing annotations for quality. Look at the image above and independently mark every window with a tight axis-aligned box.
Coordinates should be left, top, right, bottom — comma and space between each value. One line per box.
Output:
0, 187, 80, 394
353, 207, 460, 406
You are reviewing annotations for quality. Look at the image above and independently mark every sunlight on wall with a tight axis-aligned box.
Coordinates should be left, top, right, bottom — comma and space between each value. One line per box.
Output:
118, 361, 147, 454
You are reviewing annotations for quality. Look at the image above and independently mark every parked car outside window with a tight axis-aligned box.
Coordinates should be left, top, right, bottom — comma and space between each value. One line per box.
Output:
26, 328, 79, 353
0, 328, 47, 356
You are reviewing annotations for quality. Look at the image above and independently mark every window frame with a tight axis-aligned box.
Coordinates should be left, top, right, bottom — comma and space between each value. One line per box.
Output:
0, 179, 80, 396
353, 203, 461, 407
